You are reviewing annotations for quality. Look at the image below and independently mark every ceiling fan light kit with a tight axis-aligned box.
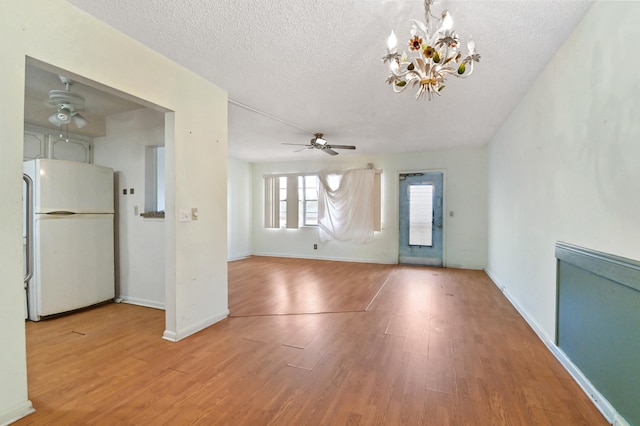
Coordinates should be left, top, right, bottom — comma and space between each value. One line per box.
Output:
382, 0, 480, 100
283, 133, 356, 156
46, 76, 89, 129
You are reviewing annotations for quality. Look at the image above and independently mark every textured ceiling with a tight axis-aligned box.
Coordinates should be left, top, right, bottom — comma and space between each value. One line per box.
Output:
60, 0, 592, 162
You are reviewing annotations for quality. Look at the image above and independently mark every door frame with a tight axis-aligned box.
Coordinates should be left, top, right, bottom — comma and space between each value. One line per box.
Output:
396, 169, 446, 266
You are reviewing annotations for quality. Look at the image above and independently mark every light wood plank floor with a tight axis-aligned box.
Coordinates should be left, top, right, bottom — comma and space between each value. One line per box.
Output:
17, 257, 607, 425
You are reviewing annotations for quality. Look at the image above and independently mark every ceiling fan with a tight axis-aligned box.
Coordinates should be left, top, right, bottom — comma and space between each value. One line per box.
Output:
47, 76, 88, 129
283, 133, 356, 156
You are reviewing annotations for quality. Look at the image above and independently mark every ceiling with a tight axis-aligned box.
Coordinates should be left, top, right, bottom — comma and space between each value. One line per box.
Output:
24, 62, 146, 138
26, 1, 593, 162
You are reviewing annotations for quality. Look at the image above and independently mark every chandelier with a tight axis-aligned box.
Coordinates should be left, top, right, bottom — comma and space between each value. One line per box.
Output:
382, 0, 480, 100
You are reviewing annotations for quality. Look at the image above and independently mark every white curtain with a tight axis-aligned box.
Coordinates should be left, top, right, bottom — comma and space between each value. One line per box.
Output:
318, 168, 375, 244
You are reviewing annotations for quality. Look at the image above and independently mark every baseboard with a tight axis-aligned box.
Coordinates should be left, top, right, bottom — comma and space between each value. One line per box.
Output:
162, 309, 229, 342
0, 400, 35, 426
117, 296, 165, 310
251, 251, 397, 265
228, 255, 251, 262
484, 268, 626, 425
161, 330, 177, 342
549, 345, 628, 426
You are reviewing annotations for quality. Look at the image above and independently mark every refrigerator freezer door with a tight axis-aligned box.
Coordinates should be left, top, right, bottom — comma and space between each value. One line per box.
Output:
25, 159, 114, 214
30, 213, 115, 319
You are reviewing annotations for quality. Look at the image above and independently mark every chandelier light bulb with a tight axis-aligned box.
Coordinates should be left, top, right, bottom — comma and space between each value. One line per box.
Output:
441, 11, 453, 31
387, 30, 397, 50
467, 38, 476, 53
57, 108, 70, 122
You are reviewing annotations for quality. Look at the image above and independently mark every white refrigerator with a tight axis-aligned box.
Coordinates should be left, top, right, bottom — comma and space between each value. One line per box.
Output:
23, 159, 115, 321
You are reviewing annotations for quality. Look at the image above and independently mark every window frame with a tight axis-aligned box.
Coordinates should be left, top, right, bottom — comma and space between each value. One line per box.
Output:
265, 172, 319, 229
263, 169, 382, 231
301, 175, 319, 227
142, 145, 165, 218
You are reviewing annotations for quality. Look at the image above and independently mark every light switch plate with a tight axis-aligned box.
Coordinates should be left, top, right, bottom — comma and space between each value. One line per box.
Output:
178, 208, 191, 222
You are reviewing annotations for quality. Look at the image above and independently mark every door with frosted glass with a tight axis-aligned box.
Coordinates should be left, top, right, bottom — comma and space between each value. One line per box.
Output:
398, 172, 443, 266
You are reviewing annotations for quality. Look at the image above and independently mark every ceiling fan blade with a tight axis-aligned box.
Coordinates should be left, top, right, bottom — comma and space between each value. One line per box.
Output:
327, 144, 356, 150
294, 147, 312, 152
323, 148, 339, 156
282, 142, 308, 146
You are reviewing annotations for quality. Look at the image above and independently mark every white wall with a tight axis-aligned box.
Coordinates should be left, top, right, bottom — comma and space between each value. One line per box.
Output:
487, 1, 640, 342
252, 147, 487, 268
0, 1, 228, 422
93, 108, 166, 309
228, 157, 253, 260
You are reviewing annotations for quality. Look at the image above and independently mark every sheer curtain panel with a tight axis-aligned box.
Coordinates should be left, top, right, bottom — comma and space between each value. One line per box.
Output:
318, 168, 375, 244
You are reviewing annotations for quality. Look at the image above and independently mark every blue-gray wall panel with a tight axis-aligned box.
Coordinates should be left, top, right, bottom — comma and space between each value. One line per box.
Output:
556, 242, 640, 425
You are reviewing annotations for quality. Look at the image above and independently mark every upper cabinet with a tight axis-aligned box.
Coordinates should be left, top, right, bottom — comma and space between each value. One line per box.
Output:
23, 125, 93, 163
23, 129, 46, 160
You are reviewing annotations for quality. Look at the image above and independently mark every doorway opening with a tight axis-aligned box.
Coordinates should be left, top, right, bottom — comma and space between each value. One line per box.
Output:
22, 57, 172, 323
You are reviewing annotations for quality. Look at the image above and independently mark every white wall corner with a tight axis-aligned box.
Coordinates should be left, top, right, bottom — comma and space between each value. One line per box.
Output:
485, 268, 624, 426
0, 400, 35, 426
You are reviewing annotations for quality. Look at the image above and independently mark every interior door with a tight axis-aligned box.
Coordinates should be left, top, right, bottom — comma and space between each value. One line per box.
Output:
398, 172, 443, 266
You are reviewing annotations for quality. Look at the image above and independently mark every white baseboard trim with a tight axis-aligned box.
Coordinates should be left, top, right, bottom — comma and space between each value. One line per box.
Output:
484, 268, 626, 426
162, 309, 229, 342
0, 400, 35, 426
228, 255, 251, 262
549, 345, 628, 426
117, 296, 165, 310
161, 330, 177, 342
251, 251, 397, 265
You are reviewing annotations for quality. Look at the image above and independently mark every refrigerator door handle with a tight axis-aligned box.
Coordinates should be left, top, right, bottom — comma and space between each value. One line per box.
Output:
23, 174, 33, 286
45, 211, 76, 216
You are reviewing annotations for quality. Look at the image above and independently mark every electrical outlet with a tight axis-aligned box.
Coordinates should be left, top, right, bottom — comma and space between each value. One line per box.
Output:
314, 244, 318, 250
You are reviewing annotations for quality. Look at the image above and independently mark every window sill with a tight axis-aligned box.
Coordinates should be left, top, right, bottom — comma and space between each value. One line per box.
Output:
140, 212, 165, 219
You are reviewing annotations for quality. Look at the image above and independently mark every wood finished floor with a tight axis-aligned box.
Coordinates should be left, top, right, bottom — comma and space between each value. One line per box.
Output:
17, 257, 607, 425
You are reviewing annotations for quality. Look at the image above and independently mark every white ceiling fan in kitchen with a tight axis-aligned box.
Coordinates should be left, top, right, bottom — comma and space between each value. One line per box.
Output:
47, 76, 88, 129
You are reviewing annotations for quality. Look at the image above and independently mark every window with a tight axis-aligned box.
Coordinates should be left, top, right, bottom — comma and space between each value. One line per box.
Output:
264, 174, 318, 228
408, 184, 433, 246
302, 175, 318, 226
264, 171, 381, 231
144, 145, 165, 216
279, 176, 288, 227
